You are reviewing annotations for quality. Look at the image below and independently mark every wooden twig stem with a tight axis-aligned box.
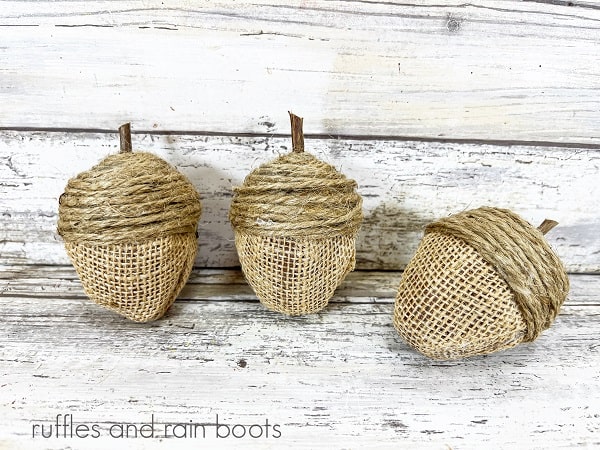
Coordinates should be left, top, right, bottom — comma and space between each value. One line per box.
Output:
289, 112, 304, 153
537, 219, 558, 235
119, 123, 132, 153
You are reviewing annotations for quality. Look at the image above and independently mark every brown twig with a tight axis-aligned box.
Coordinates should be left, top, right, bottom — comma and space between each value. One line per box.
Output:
537, 219, 559, 235
119, 123, 132, 153
288, 112, 304, 153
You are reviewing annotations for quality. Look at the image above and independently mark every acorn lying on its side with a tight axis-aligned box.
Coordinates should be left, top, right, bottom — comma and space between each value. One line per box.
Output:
394, 207, 569, 359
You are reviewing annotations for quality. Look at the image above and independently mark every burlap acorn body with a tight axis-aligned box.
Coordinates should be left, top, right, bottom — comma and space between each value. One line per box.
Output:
394, 207, 569, 360
234, 234, 356, 315
58, 150, 201, 322
229, 149, 363, 316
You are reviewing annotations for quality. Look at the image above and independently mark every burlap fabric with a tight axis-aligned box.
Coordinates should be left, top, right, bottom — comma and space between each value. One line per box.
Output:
58, 150, 202, 322
234, 234, 356, 315
229, 115, 363, 315
394, 207, 569, 360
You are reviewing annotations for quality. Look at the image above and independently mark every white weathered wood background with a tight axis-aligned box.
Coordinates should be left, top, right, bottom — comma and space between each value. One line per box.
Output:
1, 1, 599, 449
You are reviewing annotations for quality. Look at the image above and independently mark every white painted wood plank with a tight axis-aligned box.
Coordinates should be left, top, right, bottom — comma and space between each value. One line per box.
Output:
0, 1, 599, 142
1, 131, 598, 271
1, 277, 599, 449
1, 265, 596, 307
0, 266, 401, 303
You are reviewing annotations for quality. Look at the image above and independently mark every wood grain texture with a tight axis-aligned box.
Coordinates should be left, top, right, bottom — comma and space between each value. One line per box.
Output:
0, 266, 402, 304
0, 1, 599, 142
1, 130, 598, 271
1, 269, 599, 449
1, 265, 597, 305
2, 2, 599, 449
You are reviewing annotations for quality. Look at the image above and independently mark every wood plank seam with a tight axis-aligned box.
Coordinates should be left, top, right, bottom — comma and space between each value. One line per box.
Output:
2, 127, 600, 150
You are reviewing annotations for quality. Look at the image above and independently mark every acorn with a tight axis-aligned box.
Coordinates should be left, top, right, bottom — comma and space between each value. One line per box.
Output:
394, 207, 570, 359
229, 112, 363, 315
57, 124, 202, 322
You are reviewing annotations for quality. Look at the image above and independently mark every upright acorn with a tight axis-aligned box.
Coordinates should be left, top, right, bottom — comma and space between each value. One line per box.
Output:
57, 124, 201, 322
229, 112, 363, 315
394, 207, 570, 359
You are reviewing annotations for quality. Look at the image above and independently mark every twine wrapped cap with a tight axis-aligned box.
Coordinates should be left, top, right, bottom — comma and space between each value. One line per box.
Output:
58, 126, 201, 244
229, 112, 363, 238
425, 206, 570, 342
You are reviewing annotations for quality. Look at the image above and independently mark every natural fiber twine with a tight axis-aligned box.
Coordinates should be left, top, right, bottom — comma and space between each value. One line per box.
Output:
394, 207, 570, 360
229, 152, 362, 238
58, 150, 201, 322
58, 152, 201, 244
229, 114, 363, 315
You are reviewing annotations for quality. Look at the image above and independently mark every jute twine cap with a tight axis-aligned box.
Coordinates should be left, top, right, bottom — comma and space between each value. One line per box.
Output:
394, 206, 570, 360
229, 112, 363, 315
57, 123, 202, 322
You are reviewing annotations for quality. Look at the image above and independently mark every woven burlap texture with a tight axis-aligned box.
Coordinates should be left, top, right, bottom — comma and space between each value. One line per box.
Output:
229, 151, 363, 315
66, 234, 197, 322
394, 207, 570, 360
58, 151, 202, 322
235, 233, 356, 315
